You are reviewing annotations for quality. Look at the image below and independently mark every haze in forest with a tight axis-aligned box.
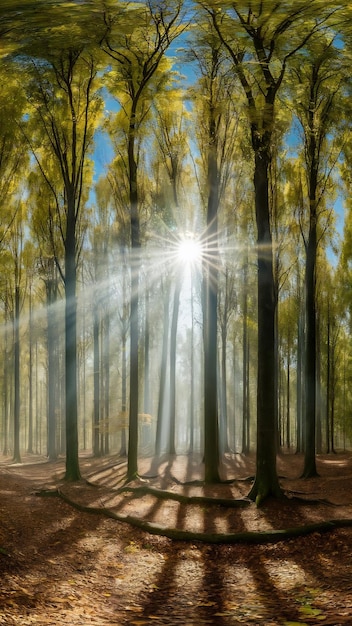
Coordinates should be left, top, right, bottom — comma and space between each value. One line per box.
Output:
0, 0, 351, 504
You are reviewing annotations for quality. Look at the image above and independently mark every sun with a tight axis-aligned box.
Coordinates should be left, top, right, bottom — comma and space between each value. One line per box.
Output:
177, 234, 203, 265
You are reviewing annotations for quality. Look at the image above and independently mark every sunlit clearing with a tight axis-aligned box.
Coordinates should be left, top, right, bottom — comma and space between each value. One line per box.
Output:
177, 234, 202, 265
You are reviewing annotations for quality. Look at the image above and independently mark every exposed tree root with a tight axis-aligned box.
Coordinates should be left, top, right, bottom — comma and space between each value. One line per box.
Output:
36, 487, 352, 545
116, 485, 251, 508
169, 474, 254, 486
284, 492, 339, 506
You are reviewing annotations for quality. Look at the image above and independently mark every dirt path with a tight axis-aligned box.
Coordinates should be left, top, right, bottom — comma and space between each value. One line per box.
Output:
1, 452, 352, 625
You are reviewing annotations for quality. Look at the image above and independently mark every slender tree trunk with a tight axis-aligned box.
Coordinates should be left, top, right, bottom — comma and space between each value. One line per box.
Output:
203, 110, 220, 484
232, 341, 237, 452
144, 276, 150, 415
242, 260, 249, 454
120, 325, 127, 457
81, 270, 87, 451
326, 305, 331, 453
93, 299, 100, 457
155, 281, 170, 457
35, 341, 39, 454
286, 337, 291, 450
103, 311, 110, 456
127, 103, 140, 481
220, 268, 230, 454
13, 286, 21, 463
64, 196, 81, 481
27, 285, 34, 455
189, 272, 195, 453
220, 324, 229, 454
168, 277, 181, 456
331, 352, 336, 453
47, 277, 58, 461
120, 255, 128, 457
296, 297, 304, 453
316, 311, 322, 454
3, 299, 9, 456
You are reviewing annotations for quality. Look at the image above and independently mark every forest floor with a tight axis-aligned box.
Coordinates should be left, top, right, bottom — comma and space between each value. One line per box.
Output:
1, 451, 352, 625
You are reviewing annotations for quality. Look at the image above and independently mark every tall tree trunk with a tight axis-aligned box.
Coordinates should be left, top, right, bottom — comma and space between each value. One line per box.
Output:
220, 269, 230, 454
82, 294, 87, 451
168, 277, 181, 456
144, 276, 151, 415
302, 153, 318, 477
203, 109, 220, 484
27, 285, 34, 455
248, 143, 282, 503
120, 255, 128, 457
189, 272, 195, 453
13, 286, 21, 464
155, 281, 170, 457
35, 341, 39, 454
296, 298, 304, 453
330, 345, 336, 453
326, 305, 331, 453
286, 337, 291, 450
242, 259, 249, 454
220, 324, 229, 454
103, 311, 110, 456
120, 324, 128, 457
47, 276, 58, 461
316, 311, 322, 454
302, 218, 318, 476
3, 298, 9, 456
93, 299, 100, 457
127, 103, 140, 481
64, 196, 81, 481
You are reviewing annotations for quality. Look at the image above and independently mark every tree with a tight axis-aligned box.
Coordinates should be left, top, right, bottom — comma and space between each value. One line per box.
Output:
22, 27, 103, 479
2, 201, 29, 463
202, 0, 342, 503
289, 34, 347, 476
189, 21, 246, 480
101, 0, 184, 480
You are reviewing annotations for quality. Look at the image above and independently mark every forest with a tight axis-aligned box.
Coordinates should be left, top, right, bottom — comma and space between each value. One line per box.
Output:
0, 0, 352, 509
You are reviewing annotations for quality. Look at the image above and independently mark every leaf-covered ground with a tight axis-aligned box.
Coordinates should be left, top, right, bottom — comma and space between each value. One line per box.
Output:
1, 451, 352, 625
